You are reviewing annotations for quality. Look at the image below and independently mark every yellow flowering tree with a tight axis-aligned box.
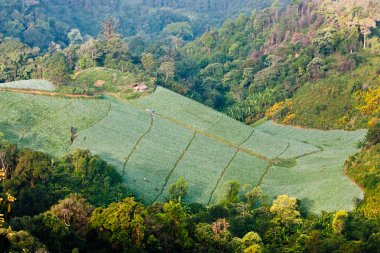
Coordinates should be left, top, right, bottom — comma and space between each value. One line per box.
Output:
0, 132, 16, 227
0, 193, 16, 227
356, 86, 380, 126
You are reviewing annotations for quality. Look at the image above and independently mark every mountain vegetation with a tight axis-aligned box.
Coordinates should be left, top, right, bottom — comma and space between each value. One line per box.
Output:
0, 0, 275, 49
0, 0, 379, 252
175, 0, 380, 125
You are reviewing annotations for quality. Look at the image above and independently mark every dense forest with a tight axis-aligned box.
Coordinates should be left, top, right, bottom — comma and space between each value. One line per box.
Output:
176, 0, 380, 122
0, 0, 276, 49
0, 0, 380, 252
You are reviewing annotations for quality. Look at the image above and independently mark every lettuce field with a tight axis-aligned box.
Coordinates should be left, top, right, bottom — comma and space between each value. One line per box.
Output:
0, 80, 55, 91
0, 87, 366, 212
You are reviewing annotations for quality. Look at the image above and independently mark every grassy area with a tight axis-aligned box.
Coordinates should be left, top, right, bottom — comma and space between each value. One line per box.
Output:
0, 88, 366, 212
71, 67, 152, 95
72, 67, 128, 92
0, 79, 55, 91
279, 55, 380, 130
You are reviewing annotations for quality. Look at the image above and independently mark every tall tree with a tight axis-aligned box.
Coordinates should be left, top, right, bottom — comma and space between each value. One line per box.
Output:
67, 29, 83, 45
89, 197, 146, 251
141, 53, 155, 73
100, 17, 120, 42
270, 195, 301, 227
168, 177, 189, 201
155, 200, 191, 251
159, 61, 175, 81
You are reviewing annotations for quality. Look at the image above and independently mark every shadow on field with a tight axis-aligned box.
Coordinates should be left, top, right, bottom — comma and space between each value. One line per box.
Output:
299, 197, 316, 215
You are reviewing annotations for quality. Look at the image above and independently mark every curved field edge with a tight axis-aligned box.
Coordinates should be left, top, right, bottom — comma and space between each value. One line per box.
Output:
0, 90, 367, 212
256, 121, 366, 213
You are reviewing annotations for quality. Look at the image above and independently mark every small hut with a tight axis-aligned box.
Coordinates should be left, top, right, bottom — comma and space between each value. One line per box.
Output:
133, 82, 148, 92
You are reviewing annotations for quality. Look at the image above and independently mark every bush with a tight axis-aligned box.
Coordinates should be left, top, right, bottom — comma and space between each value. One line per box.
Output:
366, 122, 380, 145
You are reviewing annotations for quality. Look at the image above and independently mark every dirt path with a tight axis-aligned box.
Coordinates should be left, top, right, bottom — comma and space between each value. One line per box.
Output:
153, 131, 197, 203
207, 149, 240, 205
122, 113, 155, 176
256, 143, 290, 188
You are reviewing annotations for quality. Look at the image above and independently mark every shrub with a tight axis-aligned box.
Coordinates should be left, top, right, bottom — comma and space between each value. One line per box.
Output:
366, 122, 380, 145
332, 210, 348, 234
283, 113, 296, 124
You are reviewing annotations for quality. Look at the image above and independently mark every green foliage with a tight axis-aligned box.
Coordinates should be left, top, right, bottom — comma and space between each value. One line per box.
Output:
306, 57, 327, 80
0, 38, 36, 82
251, 63, 282, 91
270, 195, 301, 226
43, 52, 70, 84
159, 61, 175, 81
68, 29, 83, 45
278, 55, 380, 129
220, 181, 241, 205
89, 197, 146, 251
155, 200, 192, 251
169, 177, 189, 201
164, 22, 194, 40
11, 213, 78, 252
226, 88, 277, 122
312, 27, 339, 56
193, 222, 243, 252
171, 0, 380, 124
48, 194, 94, 237
0, 228, 47, 253
1, 147, 128, 217
366, 122, 380, 145
346, 144, 380, 218
141, 53, 156, 73
0, 0, 270, 50
332, 210, 349, 234
241, 231, 262, 249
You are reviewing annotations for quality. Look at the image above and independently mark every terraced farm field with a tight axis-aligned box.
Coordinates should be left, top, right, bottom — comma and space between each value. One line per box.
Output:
0, 80, 55, 91
0, 87, 366, 212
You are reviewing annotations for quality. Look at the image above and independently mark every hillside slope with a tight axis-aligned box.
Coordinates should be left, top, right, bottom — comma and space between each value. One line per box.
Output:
173, 0, 380, 124
273, 55, 380, 129
0, 87, 366, 212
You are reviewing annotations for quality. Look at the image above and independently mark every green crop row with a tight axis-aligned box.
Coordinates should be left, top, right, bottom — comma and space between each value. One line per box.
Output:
0, 89, 367, 212
0, 79, 55, 91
